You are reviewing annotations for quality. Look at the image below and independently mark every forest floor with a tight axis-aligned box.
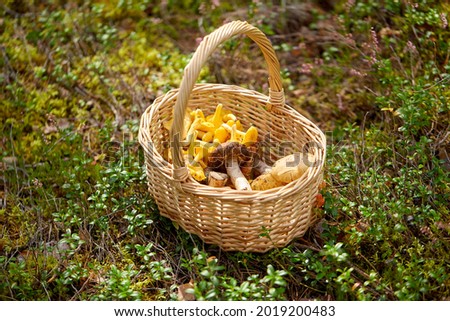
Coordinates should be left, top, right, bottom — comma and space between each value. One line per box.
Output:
1, 0, 449, 300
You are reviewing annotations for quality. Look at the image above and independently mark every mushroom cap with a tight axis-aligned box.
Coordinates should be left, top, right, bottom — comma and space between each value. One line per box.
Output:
206, 142, 253, 173
271, 152, 315, 184
250, 173, 285, 191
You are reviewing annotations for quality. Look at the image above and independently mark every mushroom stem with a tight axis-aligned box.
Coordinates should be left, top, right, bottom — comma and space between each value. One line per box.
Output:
253, 157, 272, 175
207, 171, 229, 187
226, 157, 252, 191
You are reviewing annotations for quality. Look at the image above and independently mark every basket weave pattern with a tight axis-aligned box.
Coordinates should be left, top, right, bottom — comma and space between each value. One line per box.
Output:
139, 21, 326, 252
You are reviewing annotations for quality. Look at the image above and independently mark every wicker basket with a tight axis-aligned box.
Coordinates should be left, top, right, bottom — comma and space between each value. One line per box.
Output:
138, 21, 326, 253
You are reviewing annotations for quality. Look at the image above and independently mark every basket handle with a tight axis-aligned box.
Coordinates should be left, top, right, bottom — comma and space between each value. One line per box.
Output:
171, 20, 284, 181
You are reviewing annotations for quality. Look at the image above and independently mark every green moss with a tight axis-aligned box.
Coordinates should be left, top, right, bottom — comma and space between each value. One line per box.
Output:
0, 206, 36, 253
1, 0, 449, 301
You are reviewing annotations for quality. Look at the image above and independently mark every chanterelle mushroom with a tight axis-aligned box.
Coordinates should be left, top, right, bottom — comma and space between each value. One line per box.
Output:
207, 142, 253, 191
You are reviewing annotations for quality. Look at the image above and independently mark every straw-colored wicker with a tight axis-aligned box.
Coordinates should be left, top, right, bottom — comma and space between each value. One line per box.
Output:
138, 20, 326, 253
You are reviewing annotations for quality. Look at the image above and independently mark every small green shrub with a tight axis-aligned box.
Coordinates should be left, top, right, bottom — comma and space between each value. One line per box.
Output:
184, 249, 287, 301
1, 0, 449, 301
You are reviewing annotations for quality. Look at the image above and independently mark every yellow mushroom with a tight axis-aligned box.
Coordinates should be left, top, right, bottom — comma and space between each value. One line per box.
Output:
193, 146, 207, 168
211, 103, 224, 128
183, 134, 208, 180
197, 130, 207, 139
214, 126, 229, 143
223, 113, 237, 122
226, 119, 235, 127
221, 123, 257, 145
230, 124, 244, 143
221, 123, 243, 143
235, 120, 244, 131
196, 130, 214, 143
208, 139, 221, 155
187, 163, 206, 182
191, 109, 205, 121
188, 140, 219, 167
195, 121, 215, 133
242, 126, 258, 146
186, 118, 203, 140
183, 130, 198, 164
183, 113, 193, 139
201, 131, 214, 143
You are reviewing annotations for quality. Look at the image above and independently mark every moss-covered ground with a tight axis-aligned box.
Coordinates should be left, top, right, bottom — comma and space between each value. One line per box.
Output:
1, 0, 449, 300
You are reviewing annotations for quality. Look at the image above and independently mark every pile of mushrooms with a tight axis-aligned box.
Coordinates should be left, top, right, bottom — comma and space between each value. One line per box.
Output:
205, 142, 314, 191
164, 104, 313, 191
206, 141, 254, 190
